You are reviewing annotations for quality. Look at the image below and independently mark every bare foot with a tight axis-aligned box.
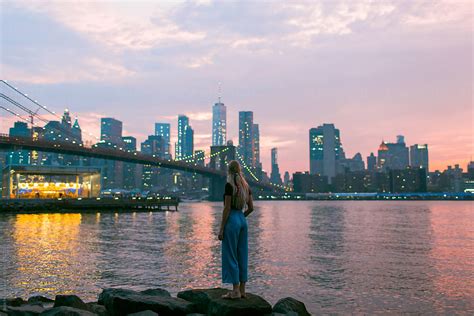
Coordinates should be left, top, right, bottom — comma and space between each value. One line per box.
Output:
221, 290, 241, 299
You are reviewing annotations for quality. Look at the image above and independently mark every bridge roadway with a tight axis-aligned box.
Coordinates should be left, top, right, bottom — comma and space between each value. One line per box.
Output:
0, 135, 279, 193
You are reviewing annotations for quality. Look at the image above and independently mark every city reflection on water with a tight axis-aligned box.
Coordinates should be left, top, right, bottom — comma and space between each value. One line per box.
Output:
0, 201, 473, 314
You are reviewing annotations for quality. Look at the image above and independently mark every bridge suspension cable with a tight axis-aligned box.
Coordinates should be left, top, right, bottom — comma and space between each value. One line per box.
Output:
0, 80, 101, 142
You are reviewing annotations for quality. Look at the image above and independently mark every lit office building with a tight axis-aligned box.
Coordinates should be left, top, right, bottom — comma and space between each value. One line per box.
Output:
410, 144, 429, 171
270, 148, 282, 184
309, 123, 344, 183
212, 100, 226, 146
155, 123, 171, 159
175, 115, 194, 160
238, 111, 254, 168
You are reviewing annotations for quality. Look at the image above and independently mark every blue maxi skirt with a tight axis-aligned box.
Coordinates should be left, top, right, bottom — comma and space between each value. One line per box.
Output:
222, 209, 248, 284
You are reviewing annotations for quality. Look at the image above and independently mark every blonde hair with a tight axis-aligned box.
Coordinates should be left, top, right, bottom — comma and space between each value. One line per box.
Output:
227, 160, 250, 210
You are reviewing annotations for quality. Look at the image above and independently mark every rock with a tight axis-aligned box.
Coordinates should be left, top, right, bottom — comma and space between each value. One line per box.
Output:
127, 311, 158, 316
99, 288, 195, 316
271, 312, 298, 316
185, 314, 206, 316
6, 304, 45, 316
272, 298, 310, 316
207, 293, 272, 316
27, 298, 53, 306
40, 306, 96, 316
98, 289, 138, 306
53, 296, 88, 312
139, 289, 170, 298
177, 288, 228, 313
0, 298, 26, 308
84, 304, 106, 316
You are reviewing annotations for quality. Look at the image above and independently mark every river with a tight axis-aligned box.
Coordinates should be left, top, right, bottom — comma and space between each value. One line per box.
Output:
0, 201, 473, 314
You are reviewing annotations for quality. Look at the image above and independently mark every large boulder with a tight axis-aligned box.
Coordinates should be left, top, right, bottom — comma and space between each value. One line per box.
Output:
139, 290, 170, 298
84, 304, 106, 316
6, 304, 45, 316
40, 306, 96, 316
272, 298, 310, 316
53, 296, 88, 312
0, 299, 26, 308
127, 311, 158, 316
177, 288, 228, 313
27, 298, 54, 305
98, 289, 169, 308
207, 293, 272, 316
99, 289, 194, 316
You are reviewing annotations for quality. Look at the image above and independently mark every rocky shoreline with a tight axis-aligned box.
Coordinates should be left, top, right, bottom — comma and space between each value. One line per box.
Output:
1, 288, 310, 316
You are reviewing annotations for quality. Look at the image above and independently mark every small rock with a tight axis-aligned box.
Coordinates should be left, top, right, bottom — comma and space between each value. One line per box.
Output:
40, 306, 96, 316
7, 304, 45, 316
127, 311, 158, 316
139, 289, 170, 298
272, 298, 310, 316
27, 298, 54, 305
0, 298, 26, 308
53, 296, 88, 312
99, 288, 195, 316
84, 304, 106, 316
207, 293, 272, 316
177, 288, 228, 314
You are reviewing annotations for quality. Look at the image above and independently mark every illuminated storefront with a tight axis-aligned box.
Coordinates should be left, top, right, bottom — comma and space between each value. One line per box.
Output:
2, 165, 101, 199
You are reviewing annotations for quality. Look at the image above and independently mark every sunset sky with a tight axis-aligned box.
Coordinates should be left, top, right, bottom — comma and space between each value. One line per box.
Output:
1, 0, 472, 174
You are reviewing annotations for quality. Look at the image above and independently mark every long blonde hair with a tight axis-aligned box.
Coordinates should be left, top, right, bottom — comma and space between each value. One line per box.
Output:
227, 160, 250, 210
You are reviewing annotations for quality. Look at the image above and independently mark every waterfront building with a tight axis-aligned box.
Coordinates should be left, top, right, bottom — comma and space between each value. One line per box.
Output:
122, 136, 141, 190
1, 165, 101, 199
270, 148, 282, 185
292, 172, 329, 193
367, 152, 376, 171
8, 121, 31, 165
155, 123, 171, 159
175, 115, 194, 160
212, 100, 226, 146
389, 167, 427, 193
410, 144, 429, 171
238, 111, 254, 168
309, 123, 344, 183
468, 161, 474, 180
141, 135, 165, 190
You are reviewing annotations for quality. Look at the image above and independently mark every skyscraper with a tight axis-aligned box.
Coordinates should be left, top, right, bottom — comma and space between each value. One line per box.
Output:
367, 152, 377, 171
253, 124, 260, 168
101, 118, 123, 144
8, 121, 31, 165
212, 100, 226, 146
410, 144, 429, 171
155, 123, 171, 159
175, 115, 194, 160
377, 136, 409, 171
122, 136, 140, 189
270, 147, 282, 184
239, 111, 254, 167
309, 123, 343, 183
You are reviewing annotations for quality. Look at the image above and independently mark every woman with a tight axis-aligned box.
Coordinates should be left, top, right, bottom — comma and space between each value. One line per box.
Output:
218, 160, 254, 299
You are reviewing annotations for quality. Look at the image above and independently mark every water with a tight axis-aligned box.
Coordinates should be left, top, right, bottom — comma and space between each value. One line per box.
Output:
0, 201, 473, 314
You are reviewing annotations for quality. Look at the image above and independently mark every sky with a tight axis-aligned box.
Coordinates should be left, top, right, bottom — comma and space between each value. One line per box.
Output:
0, 0, 472, 175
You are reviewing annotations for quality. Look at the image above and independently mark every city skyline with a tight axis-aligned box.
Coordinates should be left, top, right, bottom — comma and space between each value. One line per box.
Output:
1, 1, 472, 174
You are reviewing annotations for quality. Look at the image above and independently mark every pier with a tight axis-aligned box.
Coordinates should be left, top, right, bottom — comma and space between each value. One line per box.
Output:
0, 196, 179, 213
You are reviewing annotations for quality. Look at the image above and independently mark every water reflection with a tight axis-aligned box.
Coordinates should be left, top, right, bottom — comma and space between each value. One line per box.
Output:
0, 201, 473, 314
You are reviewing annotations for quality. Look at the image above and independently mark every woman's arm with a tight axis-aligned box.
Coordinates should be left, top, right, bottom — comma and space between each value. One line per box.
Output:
244, 194, 254, 217
218, 195, 232, 240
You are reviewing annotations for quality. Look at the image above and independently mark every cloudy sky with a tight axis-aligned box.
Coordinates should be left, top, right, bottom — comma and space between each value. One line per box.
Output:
1, 0, 472, 174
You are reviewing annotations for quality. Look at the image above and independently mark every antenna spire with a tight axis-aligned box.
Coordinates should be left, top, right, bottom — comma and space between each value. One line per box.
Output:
218, 82, 222, 103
